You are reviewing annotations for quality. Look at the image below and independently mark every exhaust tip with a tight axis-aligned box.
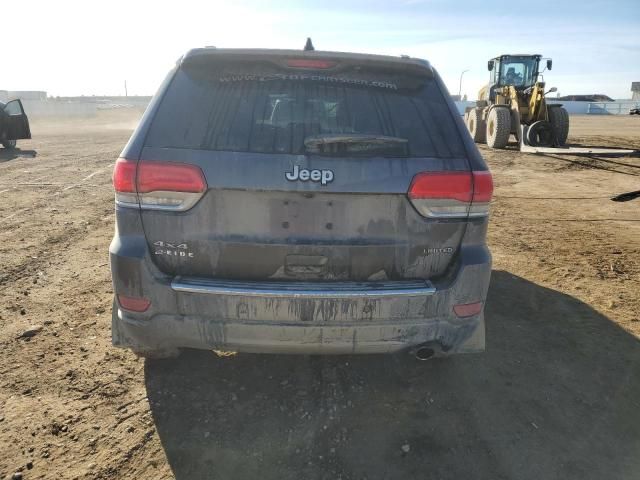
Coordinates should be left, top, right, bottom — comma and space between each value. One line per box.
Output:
414, 346, 435, 361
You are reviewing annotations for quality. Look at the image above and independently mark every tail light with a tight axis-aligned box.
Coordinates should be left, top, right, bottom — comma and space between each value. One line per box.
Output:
113, 158, 207, 211
408, 170, 493, 218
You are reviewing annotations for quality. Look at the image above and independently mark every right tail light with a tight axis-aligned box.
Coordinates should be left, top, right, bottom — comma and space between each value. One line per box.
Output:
408, 170, 493, 218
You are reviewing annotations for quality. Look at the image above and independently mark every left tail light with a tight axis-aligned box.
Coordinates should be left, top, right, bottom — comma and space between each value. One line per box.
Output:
113, 158, 207, 211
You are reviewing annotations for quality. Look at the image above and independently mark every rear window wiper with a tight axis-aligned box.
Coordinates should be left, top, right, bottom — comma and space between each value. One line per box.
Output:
304, 134, 409, 157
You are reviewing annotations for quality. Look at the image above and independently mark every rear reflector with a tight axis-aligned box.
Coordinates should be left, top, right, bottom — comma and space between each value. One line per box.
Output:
408, 170, 493, 218
117, 294, 151, 313
453, 301, 483, 318
286, 59, 337, 69
113, 158, 207, 211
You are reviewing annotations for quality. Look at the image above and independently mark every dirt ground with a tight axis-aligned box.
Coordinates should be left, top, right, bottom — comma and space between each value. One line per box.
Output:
1, 111, 639, 480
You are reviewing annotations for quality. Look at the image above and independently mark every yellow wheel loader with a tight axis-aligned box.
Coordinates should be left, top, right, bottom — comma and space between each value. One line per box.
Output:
465, 54, 569, 149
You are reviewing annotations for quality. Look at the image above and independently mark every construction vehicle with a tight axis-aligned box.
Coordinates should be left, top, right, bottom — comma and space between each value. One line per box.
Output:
465, 54, 569, 149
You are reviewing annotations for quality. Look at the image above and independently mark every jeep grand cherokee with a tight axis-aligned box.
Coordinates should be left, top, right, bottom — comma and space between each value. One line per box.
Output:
110, 46, 493, 358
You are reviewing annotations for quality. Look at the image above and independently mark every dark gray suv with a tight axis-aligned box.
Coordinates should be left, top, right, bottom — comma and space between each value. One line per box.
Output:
110, 47, 493, 359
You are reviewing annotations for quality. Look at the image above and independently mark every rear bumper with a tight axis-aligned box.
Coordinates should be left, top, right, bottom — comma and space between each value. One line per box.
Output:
110, 236, 491, 355
113, 308, 485, 355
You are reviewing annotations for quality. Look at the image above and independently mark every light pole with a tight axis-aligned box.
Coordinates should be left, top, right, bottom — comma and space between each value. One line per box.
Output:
458, 69, 469, 98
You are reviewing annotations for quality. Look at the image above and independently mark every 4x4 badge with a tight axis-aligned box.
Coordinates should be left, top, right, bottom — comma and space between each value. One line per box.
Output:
285, 165, 334, 185
153, 241, 194, 258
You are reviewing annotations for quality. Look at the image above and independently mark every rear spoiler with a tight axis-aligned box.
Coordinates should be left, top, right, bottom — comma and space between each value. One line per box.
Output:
181, 48, 434, 78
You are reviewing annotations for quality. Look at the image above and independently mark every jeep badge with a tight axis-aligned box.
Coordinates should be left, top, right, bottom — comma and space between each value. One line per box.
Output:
285, 165, 334, 185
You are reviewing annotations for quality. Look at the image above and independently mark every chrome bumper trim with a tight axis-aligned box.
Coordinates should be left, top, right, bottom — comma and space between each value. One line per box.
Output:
171, 277, 436, 299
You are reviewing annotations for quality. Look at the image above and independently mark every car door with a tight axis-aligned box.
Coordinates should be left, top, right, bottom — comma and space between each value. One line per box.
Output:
3, 99, 31, 140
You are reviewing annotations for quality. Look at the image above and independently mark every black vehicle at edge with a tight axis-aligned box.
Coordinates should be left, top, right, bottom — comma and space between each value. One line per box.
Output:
0, 99, 31, 149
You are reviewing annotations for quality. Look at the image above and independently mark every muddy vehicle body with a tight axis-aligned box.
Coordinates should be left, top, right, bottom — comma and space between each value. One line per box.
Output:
110, 46, 493, 358
0, 99, 31, 149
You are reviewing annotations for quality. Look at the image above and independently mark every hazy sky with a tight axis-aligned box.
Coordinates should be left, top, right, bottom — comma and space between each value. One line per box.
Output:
4, 0, 639, 99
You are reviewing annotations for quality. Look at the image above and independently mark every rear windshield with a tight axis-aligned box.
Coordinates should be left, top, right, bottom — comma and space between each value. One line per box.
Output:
146, 61, 466, 158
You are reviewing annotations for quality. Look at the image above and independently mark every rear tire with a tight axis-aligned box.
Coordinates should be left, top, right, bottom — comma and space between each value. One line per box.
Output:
548, 106, 569, 145
466, 108, 486, 143
2, 140, 17, 149
486, 107, 511, 149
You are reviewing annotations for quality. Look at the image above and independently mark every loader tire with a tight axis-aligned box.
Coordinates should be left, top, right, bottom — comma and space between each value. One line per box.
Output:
526, 121, 554, 147
467, 108, 486, 143
2, 140, 16, 149
548, 106, 569, 146
486, 107, 511, 149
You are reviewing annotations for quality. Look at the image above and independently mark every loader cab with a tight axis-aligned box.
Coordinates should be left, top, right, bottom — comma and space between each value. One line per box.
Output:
487, 54, 548, 101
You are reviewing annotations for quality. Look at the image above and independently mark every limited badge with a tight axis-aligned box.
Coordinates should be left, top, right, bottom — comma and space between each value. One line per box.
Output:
425, 247, 454, 255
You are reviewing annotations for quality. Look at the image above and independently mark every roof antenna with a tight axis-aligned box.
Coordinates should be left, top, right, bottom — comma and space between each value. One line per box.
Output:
304, 38, 315, 51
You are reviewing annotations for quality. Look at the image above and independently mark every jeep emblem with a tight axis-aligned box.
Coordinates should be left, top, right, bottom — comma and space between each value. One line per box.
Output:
285, 165, 334, 185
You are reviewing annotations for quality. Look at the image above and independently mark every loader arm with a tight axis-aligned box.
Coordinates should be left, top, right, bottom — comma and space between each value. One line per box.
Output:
527, 82, 548, 123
